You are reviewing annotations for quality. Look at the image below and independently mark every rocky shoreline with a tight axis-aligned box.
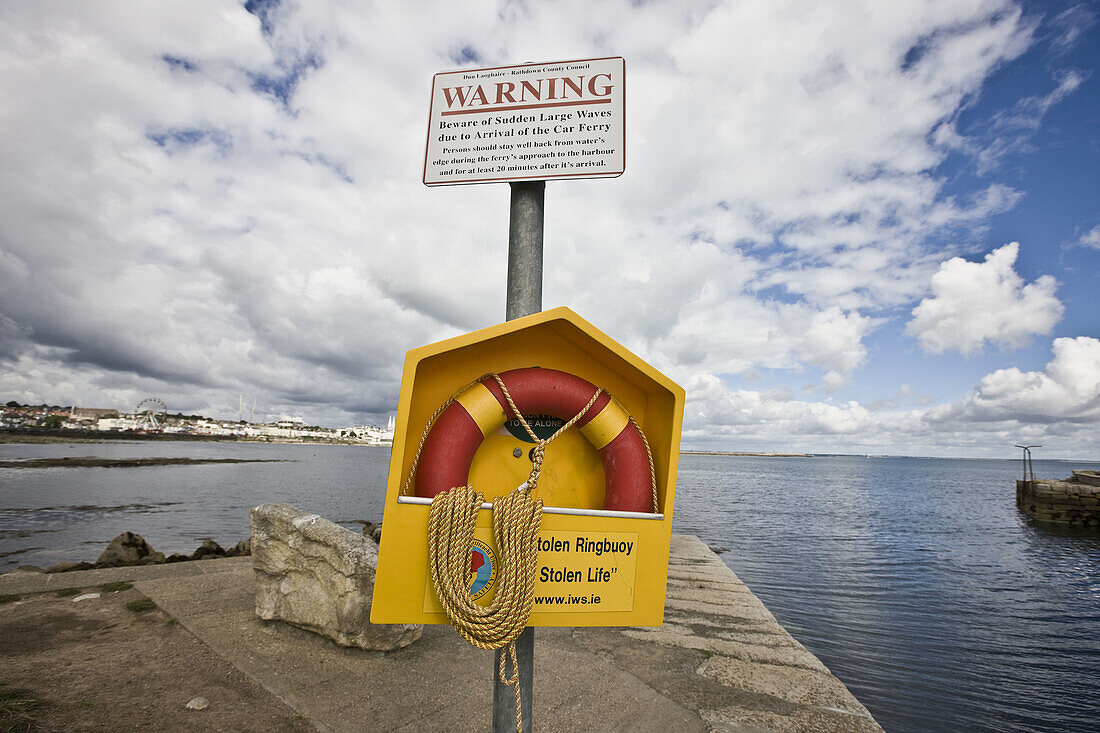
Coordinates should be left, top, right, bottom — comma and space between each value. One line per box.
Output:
0, 428, 389, 447
10, 521, 384, 576
13, 532, 252, 574
0, 456, 289, 469
0, 428, 239, 444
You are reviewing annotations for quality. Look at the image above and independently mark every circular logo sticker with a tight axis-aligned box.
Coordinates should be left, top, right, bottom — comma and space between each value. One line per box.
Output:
468, 539, 498, 601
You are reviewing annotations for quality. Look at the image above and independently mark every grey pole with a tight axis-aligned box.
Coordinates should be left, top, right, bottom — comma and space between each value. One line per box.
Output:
493, 180, 544, 733
492, 628, 534, 732
505, 181, 544, 321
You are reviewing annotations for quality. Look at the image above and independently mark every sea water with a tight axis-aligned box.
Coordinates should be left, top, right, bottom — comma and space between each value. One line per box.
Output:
2, 441, 1098, 732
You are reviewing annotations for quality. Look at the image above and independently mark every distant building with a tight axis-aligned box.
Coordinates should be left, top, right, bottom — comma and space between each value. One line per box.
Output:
71, 407, 117, 421
97, 417, 139, 431
340, 424, 393, 445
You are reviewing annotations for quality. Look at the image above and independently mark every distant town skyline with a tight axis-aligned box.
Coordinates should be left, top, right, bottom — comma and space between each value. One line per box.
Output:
0, 1, 1097, 458
1, 400, 395, 443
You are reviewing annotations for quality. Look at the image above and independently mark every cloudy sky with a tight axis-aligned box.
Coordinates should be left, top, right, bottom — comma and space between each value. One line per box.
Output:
1, 0, 1097, 458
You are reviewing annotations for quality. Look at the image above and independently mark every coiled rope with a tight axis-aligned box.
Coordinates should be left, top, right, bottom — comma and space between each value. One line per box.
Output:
402, 373, 656, 733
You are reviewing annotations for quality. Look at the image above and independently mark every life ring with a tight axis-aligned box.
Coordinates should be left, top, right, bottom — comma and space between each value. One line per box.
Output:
414, 367, 655, 513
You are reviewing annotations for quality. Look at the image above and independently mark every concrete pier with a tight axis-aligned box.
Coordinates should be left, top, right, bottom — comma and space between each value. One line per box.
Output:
1017, 476, 1100, 527
1, 534, 881, 731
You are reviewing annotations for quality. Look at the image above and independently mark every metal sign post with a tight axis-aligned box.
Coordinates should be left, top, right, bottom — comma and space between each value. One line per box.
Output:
506, 182, 545, 321
492, 180, 545, 731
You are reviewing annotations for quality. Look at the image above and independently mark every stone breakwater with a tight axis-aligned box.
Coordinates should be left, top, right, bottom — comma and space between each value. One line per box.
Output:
1016, 475, 1100, 527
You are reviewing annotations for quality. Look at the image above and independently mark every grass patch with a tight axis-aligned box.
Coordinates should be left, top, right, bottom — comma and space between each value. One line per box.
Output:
100, 581, 133, 593
0, 595, 20, 605
165, 617, 178, 627
0, 681, 38, 732
55, 588, 81, 598
75, 700, 93, 709
125, 598, 156, 613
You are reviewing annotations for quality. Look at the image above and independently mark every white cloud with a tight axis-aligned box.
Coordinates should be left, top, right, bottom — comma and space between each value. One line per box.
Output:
906, 243, 1063, 356
683, 373, 875, 443
867, 384, 913, 411
1049, 4, 1097, 54
1076, 224, 1100, 250
974, 69, 1086, 174
806, 370, 848, 395
678, 338, 1100, 457
925, 337, 1100, 425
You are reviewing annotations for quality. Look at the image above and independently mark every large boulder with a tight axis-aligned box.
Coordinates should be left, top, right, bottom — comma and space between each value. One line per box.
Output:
249, 503, 420, 651
96, 532, 160, 567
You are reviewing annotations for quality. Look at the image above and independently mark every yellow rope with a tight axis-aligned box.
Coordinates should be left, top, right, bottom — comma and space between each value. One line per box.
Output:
428, 485, 538, 733
629, 415, 660, 514
428, 485, 543, 649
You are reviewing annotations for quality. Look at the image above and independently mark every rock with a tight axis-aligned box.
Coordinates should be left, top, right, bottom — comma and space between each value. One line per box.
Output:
250, 503, 420, 651
45, 561, 95, 573
138, 552, 167, 565
360, 520, 379, 538
16, 565, 45, 573
185, 696, 209, 710
165, 554, 190, 563
225, 539, 251, 557
97, 532, 158, 567
371, 525, 382, 544
189, 539, 225, 561
72, 593, 100, 602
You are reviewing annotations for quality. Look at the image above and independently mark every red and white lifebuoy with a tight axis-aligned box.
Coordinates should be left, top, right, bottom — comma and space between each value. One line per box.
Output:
414, 367, 655, 513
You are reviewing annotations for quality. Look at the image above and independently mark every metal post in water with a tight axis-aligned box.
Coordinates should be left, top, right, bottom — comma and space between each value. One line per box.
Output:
493, 180, 544, 733
1015, 444, 1041, 483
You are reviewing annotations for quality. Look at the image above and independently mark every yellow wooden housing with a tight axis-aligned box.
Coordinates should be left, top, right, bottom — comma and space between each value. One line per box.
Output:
371, 307, 685, 626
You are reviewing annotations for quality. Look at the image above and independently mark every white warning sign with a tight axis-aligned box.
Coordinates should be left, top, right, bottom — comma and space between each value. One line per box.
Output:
423, 57, 625, 186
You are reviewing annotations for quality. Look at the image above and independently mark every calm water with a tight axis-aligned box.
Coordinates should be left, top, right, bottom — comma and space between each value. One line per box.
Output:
2, 441, 1099, 732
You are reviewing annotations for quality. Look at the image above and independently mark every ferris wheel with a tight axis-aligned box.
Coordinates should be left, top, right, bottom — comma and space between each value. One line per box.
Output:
135, 397, 168, 429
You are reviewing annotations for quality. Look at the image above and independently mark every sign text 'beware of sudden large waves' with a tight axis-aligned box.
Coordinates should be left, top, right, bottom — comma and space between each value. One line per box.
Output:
423, 57, 625, 186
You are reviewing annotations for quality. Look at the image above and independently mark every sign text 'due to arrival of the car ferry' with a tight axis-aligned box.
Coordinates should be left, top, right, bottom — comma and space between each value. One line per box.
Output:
423, 57, 625, 186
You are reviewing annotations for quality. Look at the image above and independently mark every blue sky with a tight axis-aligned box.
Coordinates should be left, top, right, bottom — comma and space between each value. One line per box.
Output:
0, 0, 1096, 458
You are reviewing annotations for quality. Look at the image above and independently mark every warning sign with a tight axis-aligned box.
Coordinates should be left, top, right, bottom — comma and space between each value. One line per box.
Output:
423, 57, 625, 186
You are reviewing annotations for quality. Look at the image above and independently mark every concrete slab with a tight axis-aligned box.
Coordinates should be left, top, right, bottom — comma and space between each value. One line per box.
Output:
135, 568, 705, 733
8, 536, 882, 732
0, 556, 251, 595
